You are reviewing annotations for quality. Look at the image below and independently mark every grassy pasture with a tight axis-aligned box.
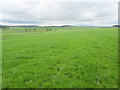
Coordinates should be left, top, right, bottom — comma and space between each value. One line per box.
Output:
2, 27, 118, 88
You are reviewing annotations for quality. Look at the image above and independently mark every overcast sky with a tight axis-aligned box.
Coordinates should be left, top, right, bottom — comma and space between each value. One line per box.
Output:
0, 0, 119, 26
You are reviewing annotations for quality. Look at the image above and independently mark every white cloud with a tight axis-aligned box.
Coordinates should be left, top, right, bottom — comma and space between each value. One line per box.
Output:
0, 0, 118, 26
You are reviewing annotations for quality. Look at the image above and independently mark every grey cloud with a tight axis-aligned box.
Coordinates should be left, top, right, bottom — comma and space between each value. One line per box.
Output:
0, 0, 118, 26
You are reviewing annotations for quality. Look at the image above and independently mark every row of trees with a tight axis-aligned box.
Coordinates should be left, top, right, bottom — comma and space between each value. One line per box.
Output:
0, 25, 9, 29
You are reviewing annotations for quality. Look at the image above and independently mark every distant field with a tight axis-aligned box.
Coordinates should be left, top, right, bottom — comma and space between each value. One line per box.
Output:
2, 26, 118, 88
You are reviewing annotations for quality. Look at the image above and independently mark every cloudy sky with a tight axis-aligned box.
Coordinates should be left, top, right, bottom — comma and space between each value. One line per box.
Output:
0, 0, 119, 26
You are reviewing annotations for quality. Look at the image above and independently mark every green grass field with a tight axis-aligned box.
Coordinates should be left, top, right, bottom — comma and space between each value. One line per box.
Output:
2, 26, 118, 88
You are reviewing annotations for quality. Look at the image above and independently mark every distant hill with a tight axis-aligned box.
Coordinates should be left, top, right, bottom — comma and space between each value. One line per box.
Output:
60, 25, 73, 27
0, 25, 73, 28
113, 25, 120, 27
41, 25, 73, 27
16, 25, 40, 27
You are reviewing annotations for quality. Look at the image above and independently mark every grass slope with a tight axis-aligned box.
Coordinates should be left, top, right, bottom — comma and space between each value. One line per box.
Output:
2, 27, 118, 88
